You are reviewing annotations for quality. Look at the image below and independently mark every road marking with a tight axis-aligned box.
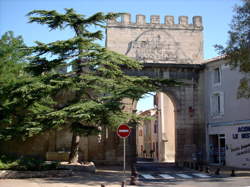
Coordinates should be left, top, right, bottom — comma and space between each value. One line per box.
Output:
159, 174, 175, 179
192, 173, 210, 178
176, 174, 193, 179
141, 174, 155, 179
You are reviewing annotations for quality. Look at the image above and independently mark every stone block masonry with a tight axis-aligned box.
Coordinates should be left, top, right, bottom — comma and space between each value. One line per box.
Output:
106, 13, 204, 65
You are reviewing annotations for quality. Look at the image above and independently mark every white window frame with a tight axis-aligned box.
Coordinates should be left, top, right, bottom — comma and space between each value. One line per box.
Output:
212, 66, 222, 87
210, 91, 224, 117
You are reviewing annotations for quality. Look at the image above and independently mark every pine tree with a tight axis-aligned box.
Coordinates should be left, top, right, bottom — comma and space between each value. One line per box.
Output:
0, 31, 31, 135
0, 9, 179, 163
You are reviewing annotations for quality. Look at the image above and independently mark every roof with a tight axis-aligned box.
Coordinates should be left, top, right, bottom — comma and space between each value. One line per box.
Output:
138, 108, 157, 116
203, 55, 226, 64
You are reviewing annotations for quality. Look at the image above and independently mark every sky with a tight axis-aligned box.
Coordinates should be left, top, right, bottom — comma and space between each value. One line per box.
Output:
0, 0, 241, 111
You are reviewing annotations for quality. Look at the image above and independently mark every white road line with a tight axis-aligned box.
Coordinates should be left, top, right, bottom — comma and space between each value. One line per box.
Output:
159, 174, 175, 179
176, 174, 193, 179
141, 174, 155, 179
192, 173, 210, 178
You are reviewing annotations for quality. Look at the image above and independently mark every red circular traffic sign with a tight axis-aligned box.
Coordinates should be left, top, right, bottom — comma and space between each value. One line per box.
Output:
117, 124, 131, 138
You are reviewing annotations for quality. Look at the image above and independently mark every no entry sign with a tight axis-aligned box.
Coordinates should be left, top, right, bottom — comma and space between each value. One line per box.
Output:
117, 124, 131, 138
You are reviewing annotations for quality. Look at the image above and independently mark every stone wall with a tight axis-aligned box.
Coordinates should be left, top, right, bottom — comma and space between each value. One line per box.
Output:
0, 128, 104, 162
106, 13, 203, 64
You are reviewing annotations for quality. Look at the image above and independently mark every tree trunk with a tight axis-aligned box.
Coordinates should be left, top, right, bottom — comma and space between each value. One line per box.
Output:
68, 131, 80, 163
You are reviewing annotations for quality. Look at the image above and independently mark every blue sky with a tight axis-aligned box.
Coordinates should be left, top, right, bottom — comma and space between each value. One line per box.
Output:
0, 0, 241, 111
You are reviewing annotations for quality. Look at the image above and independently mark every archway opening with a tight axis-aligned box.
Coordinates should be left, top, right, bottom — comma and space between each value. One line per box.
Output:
156, 92, 176, 162
135, 92, 176, 162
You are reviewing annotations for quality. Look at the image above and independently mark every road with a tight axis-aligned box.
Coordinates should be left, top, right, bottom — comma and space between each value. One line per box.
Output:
0, 163, 250, 187
135, 161, 250, 187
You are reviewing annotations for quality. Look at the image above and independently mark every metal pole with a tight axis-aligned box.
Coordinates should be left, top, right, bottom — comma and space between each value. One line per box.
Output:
218, 135, 221, 165
123, 138, 126, 177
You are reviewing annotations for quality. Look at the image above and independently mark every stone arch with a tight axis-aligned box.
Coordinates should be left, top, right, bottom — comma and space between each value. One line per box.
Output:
125, 64, 205, 163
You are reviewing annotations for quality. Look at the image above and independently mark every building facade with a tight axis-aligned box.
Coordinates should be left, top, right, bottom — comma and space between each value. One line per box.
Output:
136, 109, 158, 160
204, 57, 250, 168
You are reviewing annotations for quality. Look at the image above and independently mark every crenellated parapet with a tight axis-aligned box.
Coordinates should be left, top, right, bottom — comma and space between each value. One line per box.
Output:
108, 13, 203, 30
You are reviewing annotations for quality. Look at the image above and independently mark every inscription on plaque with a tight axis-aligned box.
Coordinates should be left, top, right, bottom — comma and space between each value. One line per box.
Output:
126, 30, 192, 63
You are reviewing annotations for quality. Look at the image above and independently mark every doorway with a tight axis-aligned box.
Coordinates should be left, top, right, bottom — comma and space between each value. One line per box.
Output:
209, 134, 225, 165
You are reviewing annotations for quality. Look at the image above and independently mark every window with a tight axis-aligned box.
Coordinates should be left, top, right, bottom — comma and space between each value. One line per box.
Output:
154, 121, 158, 134
210, 92, 224, 116
105, 128, 108, 139
139, 129, 143, 136
213, 67, 221, 85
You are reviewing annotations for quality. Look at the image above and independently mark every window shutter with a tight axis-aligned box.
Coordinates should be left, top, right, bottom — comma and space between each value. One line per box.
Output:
219, 92, 224, 115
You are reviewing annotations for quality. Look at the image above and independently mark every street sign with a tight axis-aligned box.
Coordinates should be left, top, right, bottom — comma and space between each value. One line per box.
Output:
117, 124, 131, 180
117, 124, 131, 138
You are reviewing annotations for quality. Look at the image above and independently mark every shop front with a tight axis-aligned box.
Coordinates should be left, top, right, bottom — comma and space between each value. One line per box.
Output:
207, 121, 250, 168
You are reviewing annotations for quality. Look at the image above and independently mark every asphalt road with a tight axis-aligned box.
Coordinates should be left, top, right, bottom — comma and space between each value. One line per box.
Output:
135, 161, 250, 187
0, 164, 250, 187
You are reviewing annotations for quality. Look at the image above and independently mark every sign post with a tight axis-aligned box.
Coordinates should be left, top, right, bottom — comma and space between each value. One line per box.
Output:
117, 124, 131, 180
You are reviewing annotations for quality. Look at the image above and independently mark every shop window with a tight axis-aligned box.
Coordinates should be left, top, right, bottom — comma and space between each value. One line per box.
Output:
210, 92, 224, 116
209, 134, 225, 165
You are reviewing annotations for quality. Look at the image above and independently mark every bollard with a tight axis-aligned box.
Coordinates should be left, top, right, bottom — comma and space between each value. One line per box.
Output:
195, 163, 199, 170
205, 166, 210, 173
131, 166, 138, 177
121, 181, 125, 187
130, 176, 136, 185
180, 162, 184, 169
215, 168, 220, 175
175, 162, 179, 168
199, 165, 203, 172
231, 169, 236, 177
190, 162, 194, 169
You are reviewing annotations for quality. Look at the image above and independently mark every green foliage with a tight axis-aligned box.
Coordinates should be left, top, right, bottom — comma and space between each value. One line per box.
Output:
0, 31, 29, 85
0, 155, 59, 171
0, 9, 180, 159
0, 31, 35, 140
215, 0, 250, 98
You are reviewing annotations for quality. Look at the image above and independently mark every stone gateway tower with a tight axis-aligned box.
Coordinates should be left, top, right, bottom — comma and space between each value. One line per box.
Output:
106, 13, 203, 64
106, 14, 206, 162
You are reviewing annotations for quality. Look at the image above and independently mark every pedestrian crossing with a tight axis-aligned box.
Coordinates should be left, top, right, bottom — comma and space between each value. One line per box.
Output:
158, 174, 175, 179
140, 173, 211, 180
176, 174, 193, 179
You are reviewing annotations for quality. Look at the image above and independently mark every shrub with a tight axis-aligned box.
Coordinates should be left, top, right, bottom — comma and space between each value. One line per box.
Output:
0, 155, 59, 171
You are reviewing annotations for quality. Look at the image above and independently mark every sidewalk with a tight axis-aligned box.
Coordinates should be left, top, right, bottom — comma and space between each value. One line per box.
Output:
206, 164, 250, 177
0, 166, 135, 187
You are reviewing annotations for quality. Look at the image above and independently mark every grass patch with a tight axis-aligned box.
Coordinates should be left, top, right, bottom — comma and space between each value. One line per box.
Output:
0, 155, 59, 171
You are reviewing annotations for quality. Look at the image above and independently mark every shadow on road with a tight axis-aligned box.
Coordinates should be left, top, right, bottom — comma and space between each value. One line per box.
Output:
37, 166, 130, 186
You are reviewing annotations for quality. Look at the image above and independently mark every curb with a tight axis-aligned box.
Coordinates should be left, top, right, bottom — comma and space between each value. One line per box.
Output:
0, 170, 73, 179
